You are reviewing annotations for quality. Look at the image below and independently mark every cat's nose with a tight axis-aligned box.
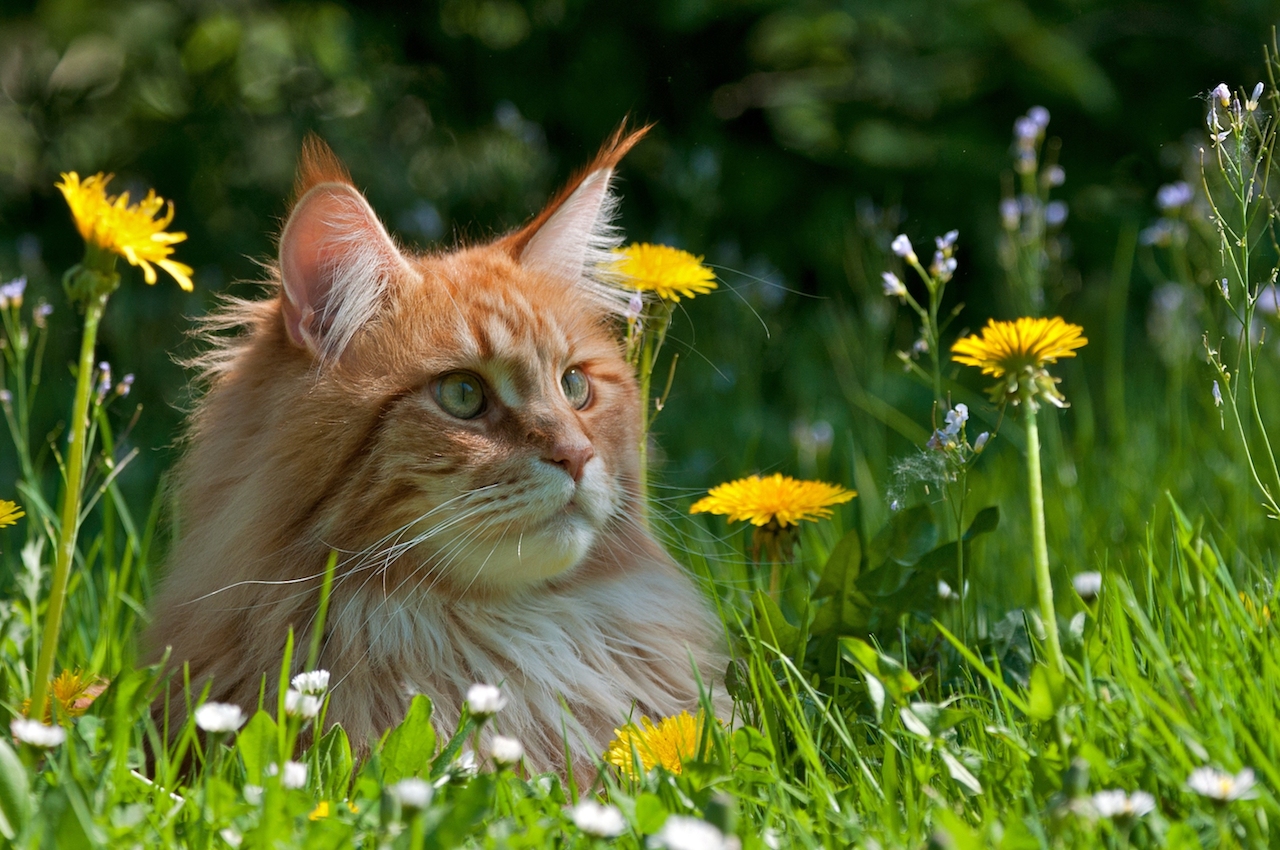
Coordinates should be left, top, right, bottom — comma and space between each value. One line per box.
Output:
547, 441, 594, 483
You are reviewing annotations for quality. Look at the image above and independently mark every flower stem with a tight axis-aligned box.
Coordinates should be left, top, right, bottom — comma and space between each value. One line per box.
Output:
30, 291, 107, 718
1023, 405, 1065, 674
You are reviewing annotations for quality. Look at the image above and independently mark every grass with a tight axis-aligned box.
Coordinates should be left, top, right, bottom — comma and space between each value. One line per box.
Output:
0, 69, 1279, 850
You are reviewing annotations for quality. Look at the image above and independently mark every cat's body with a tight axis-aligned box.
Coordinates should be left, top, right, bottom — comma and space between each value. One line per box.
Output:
145, 129, 728, 770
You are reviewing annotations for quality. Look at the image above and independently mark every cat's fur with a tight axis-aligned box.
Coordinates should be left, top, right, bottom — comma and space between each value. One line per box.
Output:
144, 127, 729, 771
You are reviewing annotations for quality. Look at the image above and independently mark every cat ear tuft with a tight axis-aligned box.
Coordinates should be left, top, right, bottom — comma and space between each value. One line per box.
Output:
279, 177, 405, 359
506, 125, 650, 312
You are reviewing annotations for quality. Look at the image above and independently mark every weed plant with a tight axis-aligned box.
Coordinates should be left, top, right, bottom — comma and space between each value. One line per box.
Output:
2, 48, 1280, 850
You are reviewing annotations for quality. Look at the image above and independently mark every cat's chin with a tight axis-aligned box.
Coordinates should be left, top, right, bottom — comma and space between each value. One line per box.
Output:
449, 512, 598, 591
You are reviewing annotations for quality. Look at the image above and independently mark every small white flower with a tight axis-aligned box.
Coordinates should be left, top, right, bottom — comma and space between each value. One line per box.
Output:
1213, 380, 1223, 407
1027, 105, 1050, 128
291, 670, 330, 695
944, 404, 968, 436
1014, 115, 1039, 141
973, 431, 990, 452
243, 784, 264, 805
117, 374, 135, 397
11, 718, 66, 748
1000, 197, 1020, 229
627, 292, 644, 322
650, 815, 736, 850
1092, 789, 1156, 819
938, 579, 955, 600
1045, 200, 1069, 227
571, 800, 626, 838
1212, 83, 1232, 107
466, 683, 507, 717
389, 777, 434, 810
284, 689, 322, 720
33, 301, 52, 327
1221, 277, 1230, 299
1187, 766, 1257, 801
881, 271, 907, 298
268, 760, 308, 790
220, 828, 244, 847
935, 229, 959, 251
890, 234, 916, 262
490, 735, 524, 766
930, 251, 957, 281
1044, 165, 1065, 187
1072, 571, 1103, 600
0, 277, 26, 308
194, 702, 246, 734
1248, 82, 1265, 111
1156, 181, 1193, 211
454, 749, 478, 776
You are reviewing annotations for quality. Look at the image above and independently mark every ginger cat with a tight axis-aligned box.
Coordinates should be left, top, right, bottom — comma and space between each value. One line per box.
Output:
145, 127, 729, 770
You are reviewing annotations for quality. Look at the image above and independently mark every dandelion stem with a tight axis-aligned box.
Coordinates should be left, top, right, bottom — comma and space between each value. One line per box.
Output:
30, 290, 108, 718
1023, 404, 1064, 674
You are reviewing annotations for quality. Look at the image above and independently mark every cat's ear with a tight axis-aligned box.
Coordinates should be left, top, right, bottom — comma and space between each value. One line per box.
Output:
279, 138, 406, 359
503, 125, 650, 309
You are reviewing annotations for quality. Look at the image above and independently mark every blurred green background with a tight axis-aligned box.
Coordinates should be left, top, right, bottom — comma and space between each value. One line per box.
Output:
1, 0, 1278, 608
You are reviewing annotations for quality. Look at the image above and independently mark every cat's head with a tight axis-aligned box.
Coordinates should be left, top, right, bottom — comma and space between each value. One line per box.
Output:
272, 129, 650, 593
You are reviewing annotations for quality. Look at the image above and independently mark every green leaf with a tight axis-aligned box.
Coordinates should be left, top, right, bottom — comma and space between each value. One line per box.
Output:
752, 590, 800, 656
939, 748, 984, 795
379, 694, 436, 784
963, 506, 1000, 540
814, 528, 861, 598
634, 793, 668, 835
839, 637, 920, 703
316, 724, 354, 800
866, 505, 937, 568
235, 710, 279, 784
1028, 664, 1066, 721
731, 726, 774, 770
0, 738, 31, 840
901, 701, 968, 739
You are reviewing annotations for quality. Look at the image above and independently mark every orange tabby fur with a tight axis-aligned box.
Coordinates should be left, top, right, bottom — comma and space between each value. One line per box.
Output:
145, 127, 729, 771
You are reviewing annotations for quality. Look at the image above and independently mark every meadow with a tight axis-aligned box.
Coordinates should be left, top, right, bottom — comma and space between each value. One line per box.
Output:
3, 2, 1280, 848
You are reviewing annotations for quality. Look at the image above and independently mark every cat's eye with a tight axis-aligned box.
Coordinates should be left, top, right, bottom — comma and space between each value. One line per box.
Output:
561, 367, 591, 410
435, 372, 486, 419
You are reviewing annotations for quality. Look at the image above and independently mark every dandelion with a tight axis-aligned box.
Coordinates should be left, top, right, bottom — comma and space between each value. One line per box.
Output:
466, 683, 507, 718
881, 271, 907, 298
571, 800, 626, 838
1072, 571, 1103, 601
55, 172, 193, 292
609, 243, 717, 302
891, 234, 917, 263
291, 669, 330, 694
0, 500, 24, 528
1187, 767, 1257, 802
650, 815, 736, 850
953, 317, 1087, 676
605, 710, 707, 779
490, 735, 524, 766
951, 316, 1087, 410
690, 473, 855, 528
284, 689, 322, 720
194, 701, 246, 734
389, 777, 434, 810
11, 717, 66, 748
1092, 789, 1156, 820
309, 802, 330, 821
23, 668, 105, 723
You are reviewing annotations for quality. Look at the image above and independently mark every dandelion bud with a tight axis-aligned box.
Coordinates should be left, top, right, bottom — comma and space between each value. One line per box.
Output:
973, 431, 990, 452
881, 271, 907, 298
1248, 82, 1264, 111
1045, 201, 1069, 227
890, 234, 916, 262
1000, 197, 1020, 230
1212, 83, 1231, 107
1027, 105, 1050, 128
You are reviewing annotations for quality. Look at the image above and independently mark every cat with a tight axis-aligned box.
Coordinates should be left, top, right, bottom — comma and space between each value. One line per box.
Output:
144, 126, 730, 772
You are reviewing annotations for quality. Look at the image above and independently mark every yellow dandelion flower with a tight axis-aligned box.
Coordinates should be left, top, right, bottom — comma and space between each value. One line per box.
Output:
610, 243, 717, 302
0, 500, 24, 528
55, 172, 194, 292
23, 668, 106, 723
690, 473, 856, 528
951, 316, 1087, 409
605, 710, 707, 778
309, 801, 330, 820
